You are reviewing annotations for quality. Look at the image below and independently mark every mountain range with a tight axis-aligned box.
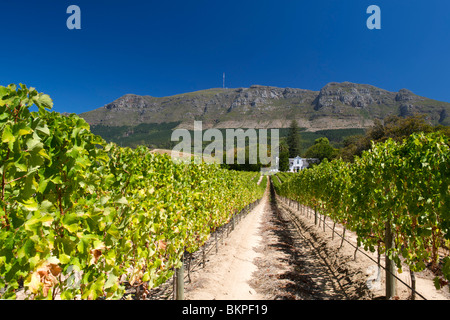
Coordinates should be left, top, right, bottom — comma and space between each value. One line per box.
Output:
77, 82, 450, 150
79, 82, 450, 133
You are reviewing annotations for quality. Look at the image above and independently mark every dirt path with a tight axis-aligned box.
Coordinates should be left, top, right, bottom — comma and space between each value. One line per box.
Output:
185, 181, 355, 300
184, 184, 269, 300
184, 181, 450, 300
249, 183, 370, 299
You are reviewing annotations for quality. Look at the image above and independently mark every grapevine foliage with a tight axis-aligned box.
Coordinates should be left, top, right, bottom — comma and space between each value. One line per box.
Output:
274, 133, 450, 289
0, 84, 266, 299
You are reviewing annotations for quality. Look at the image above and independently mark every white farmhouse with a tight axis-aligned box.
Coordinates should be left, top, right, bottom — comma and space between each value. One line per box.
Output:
267, 156, 320, 173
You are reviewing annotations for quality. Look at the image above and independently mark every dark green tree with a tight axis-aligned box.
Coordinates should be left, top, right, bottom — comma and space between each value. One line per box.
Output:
304, 137, 338, 161
287, 120, 301, 158
278, 138, 290, 172
338, 114, 437, 162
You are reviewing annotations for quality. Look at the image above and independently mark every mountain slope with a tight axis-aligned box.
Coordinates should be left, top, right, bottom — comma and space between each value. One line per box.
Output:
79, 82, 450, 132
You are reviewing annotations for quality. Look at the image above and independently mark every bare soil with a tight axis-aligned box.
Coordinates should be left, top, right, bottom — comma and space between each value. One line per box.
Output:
184, 182, 450, 300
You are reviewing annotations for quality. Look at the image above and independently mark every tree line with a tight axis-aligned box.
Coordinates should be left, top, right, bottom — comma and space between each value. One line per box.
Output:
276, 115, 450, 171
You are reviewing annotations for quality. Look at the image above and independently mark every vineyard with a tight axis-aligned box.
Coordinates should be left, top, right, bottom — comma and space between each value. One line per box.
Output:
0, 84, 266, 299
272, 132, 450, 296
2, 83, 450, 300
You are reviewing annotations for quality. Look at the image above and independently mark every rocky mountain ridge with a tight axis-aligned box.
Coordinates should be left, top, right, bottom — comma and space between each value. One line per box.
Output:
79, 82, 450, 132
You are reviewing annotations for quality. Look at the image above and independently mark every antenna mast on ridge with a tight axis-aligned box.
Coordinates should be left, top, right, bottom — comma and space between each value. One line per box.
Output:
223, 72, 225, 89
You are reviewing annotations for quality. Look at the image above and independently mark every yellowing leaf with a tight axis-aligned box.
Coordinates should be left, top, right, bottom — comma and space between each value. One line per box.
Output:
19, 128, 32, 136
63, 223, 79, 233
115, 197, 128, 205
59, 254, 71, 264
21, 198, 39, 211
38, 148, 51, 160
28, 272, 43, 294
1, 124, 15, 144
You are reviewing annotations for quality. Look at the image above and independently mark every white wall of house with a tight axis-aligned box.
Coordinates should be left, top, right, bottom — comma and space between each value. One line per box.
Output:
267, 156, 319, 173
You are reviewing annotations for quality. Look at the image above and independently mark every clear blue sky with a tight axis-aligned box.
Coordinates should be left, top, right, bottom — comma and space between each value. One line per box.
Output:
1, 0, 449, 114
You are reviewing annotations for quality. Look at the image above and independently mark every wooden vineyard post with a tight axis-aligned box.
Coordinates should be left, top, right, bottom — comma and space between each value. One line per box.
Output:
410, 270, 416, 300
385, 220, 397, 299
174, 253, 185, 300
339, 227, 346, 249
187, 252, 192, 283
222, 226, 225, 244
202, 246, 206, 268
215, 232, 218, 254
314, 206, 318, 226
332, 222, 336, 240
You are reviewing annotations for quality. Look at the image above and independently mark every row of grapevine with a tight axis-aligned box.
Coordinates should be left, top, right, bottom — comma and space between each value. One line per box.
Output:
275, 172, 293, 183
0, 84, 266, 299
274, 132, 450, 289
